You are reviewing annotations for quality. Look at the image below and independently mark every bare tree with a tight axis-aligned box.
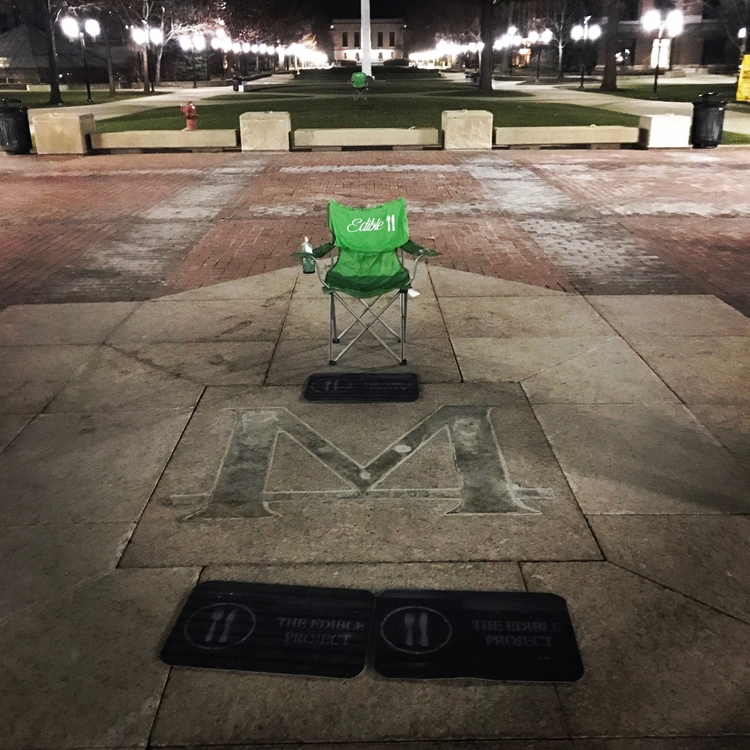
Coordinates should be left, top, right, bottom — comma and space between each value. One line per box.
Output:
705, 0, 750, 60
545, 0, 585, 78
23, 0, 66, 104
101, 0, 216, 92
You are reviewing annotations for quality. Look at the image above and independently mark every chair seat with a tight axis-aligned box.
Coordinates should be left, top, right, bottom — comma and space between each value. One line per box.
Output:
324, 266, 410, 299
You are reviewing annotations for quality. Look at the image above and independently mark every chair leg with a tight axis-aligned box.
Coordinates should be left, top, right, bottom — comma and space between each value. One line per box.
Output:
400, 290, 407, 365
330, 294, 339, 343
329, 295, 338, 366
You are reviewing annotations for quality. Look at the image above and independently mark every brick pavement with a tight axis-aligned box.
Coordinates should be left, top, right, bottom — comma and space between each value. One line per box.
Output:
1, 148, 749, 314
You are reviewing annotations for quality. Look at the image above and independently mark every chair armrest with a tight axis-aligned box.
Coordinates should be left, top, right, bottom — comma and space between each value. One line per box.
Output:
312, 242, 335, 258
400, 240, 440, 257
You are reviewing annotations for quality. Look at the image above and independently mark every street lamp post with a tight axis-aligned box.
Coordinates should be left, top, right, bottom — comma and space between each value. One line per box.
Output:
61, 16, 100, 102
179, 34, 206, 88
641, 9, 683, 97
527, 29, 553, 80
131, 26, 163, 93
571, 17, 601, 90
493, 27, 523, 75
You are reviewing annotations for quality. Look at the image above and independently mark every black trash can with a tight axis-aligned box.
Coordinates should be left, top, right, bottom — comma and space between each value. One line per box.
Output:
691, 93, 725, 149
0, 98, 32, 155
232, 75, 242, 92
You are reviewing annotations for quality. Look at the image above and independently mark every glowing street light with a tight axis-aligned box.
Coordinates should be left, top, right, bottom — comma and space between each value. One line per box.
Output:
641, 9, 683, 96
571, 16, 601, 89
527, 28, 553, 80
60, 16, 100, 102
178, 33, 206, 88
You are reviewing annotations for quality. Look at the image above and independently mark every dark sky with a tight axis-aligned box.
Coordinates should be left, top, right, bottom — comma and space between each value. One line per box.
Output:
324, 0, 414, 19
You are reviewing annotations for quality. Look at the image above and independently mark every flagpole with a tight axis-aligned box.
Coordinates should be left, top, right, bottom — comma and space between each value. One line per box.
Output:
361, 0, 372, 77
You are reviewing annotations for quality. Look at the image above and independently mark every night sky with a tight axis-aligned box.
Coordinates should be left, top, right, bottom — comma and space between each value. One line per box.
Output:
324, 0, 414, 19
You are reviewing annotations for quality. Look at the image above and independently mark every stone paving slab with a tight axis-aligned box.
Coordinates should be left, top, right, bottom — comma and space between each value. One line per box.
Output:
441, 297, 617, 339
524, 562, 750, 738
266, 337, 462, 385
587, 295, 750, 338
624, 336, 750, 406
280, 296, 449, 341
0, 302, 139, 345
0, 409, 193, 524
107, 299, 289, 344
452, 335, 610, 384
0, 345, 96, 413
520, 336, 680, 404
534, 404, 750, 515
428, 265, 565, 297
45, 345, 204, 412
589, 515, 750, 622
1, 140, 750, 747
152, 560, 566, 745
114, 341, 277, 387
688, 403, 750, 470
120, 384, 599, 568
0, 521, 133, 623
0, 568, 198, 750
147, 741, 750, 750
0, 413, 33, 452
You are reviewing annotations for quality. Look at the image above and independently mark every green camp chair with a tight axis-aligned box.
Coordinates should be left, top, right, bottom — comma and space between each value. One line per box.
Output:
351, 71, 368, 101
298, 198, 439, 366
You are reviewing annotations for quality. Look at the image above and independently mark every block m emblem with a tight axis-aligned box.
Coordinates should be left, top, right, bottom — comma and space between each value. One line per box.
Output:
196, 406, 553, 519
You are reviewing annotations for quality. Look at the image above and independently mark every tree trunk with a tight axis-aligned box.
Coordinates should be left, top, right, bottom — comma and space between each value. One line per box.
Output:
43, 0, 63, 105
155, 45, 163, 88
557, 41, 564, 79
102, 28, 116, 96
477, 0, 495, 94
600, 0, 624, 91
141, 45, 150, 93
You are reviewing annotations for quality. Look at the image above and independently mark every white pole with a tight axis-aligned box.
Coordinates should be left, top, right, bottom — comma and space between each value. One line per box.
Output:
361, 0, 372, 77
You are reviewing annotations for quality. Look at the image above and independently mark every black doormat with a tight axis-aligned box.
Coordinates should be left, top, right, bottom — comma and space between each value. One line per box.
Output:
160, 581, 375, 678
162, 583, 583, 682
304, 372, 419, 402
372, 589, 584, 682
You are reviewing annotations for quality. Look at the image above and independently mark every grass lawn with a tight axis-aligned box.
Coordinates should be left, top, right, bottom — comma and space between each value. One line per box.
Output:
96, 80, 642, 132
0, 90, 164, 108
88, 75, 750, 144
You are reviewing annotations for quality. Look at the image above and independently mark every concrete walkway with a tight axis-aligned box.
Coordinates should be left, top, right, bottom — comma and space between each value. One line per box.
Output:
493, 74, 750, 135
28, 74, 296, 126
1, 263, 748, 747
0, 148, 749, 747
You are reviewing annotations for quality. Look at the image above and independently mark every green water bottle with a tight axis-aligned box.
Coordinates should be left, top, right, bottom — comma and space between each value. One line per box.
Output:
301, 237, 315, 274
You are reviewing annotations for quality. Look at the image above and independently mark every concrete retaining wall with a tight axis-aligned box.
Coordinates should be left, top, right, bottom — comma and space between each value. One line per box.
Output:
239, 112, 291, 151
494, 125, 640, 148
293, 127, 439, 149
90, 129, 238, 152
33, 113, 96, 155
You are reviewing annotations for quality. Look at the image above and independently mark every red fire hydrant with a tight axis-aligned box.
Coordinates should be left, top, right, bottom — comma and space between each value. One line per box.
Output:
180, 102, 198, 131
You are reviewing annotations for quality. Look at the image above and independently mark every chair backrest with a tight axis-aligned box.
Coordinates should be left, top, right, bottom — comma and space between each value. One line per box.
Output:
351, 72, 368, 88
328, 198, 409, 254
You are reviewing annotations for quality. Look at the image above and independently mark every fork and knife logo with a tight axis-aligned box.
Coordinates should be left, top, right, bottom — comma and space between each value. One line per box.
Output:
380, 606, 453, 655
185, 603, 257, 650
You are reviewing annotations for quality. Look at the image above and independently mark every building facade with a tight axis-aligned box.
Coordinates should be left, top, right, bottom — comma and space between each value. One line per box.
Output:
330, 18, 405, 63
